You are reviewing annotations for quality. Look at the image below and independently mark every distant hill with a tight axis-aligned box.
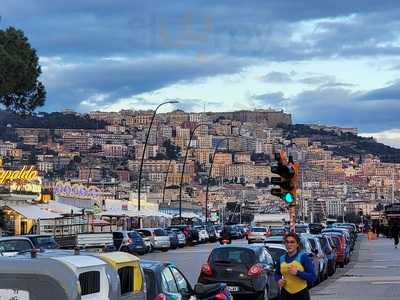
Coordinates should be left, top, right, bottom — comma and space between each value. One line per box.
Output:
0, 110, 106, 129
280, 124, 400, 163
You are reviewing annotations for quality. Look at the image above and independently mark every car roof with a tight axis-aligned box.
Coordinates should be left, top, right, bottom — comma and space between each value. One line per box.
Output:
141, 260, 171, 270
22, 235, 53, 238
0, 236, 32, 241
212, 245, 263, 253
265, 236, 284, 241
264, 243, 287, 251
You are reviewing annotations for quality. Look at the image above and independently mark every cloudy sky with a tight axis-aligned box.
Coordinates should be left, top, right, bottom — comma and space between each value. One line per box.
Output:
1, 1, 400, 146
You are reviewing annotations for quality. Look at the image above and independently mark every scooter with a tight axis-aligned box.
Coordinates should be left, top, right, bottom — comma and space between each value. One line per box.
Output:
193, 283, 233, 300
219, 238, 232, 245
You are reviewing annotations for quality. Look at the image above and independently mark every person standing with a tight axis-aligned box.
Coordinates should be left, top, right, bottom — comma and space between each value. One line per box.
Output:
391, 222, 400, 249
275, 232, 316, 300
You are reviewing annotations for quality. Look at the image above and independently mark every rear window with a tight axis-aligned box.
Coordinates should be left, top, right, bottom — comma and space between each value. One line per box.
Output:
128, 231, 141, 239
252, 227, 266, 232
113, 232, 124, 239
118, 267, 134, 295
0, 240, 32, 253
295, 226, 308, 233
267, 247, 287, 262
138, 230, 151, 237
211, 248, 255, 265
79, 271, 100, 295
34, 236, 58, 249
154, 229, 167, 236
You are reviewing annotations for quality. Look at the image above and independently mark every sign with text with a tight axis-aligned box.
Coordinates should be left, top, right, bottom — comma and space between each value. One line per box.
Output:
0, 158, 38, 185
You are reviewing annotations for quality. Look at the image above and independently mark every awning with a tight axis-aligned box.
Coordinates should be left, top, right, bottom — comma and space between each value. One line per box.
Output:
7, 205, 62, 220
40, 201, 82, 215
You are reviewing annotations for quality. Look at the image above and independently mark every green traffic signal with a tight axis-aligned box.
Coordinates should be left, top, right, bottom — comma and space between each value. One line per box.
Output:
283, 192, 294, 204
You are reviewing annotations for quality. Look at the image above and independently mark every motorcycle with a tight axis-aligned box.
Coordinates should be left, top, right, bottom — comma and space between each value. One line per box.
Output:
192, 283, 233, 300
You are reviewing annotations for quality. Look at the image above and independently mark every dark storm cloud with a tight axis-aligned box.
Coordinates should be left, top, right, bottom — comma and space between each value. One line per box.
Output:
41, 55, 249, 111
2, 0, 400, 126
358, 81, 400, 101
252, 92, 289, 105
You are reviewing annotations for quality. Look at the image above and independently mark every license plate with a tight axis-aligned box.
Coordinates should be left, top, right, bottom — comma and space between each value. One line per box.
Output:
0, 289, 30, 300
228, 286, 240, 292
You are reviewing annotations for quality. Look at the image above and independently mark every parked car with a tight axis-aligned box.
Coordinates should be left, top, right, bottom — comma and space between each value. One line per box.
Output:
168, 225, 199, 245
195, 225, 210, 243
316, 235, 336, 276
264, 243, 287, 263
205, 224, 218, 242
142, 260, 232, 300
323, 233, 349, 268
305, 235, 328, 283
198, 245, 280, 300
113, 230, 147, 255
247, 227, 268, 244
167, 230, 179, 249
0, 236, 34, 256
214, 224, 222, 239
24, 235, 59, 250
322, 228, 352, 258
137, 228, 170, 252
298, 234, 320, 287
169, 228, 186, 248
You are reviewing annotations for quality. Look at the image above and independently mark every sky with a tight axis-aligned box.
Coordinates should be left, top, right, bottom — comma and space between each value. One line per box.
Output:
1, 1, 400, 147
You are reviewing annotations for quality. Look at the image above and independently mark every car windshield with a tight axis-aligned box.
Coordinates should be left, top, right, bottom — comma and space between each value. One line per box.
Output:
34, 236, 58, 249
252, 227, 266, 232
0, 240, 32, 253
154, 229, 167, 236
270, 228, 284, 235
211, 248, 255, 265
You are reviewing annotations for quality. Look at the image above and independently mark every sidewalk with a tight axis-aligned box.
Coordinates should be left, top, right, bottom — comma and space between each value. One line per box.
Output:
311, 234, 400, 300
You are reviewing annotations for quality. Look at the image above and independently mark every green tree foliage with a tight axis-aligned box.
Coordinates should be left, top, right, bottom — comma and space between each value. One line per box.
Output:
0, 27, 46, 114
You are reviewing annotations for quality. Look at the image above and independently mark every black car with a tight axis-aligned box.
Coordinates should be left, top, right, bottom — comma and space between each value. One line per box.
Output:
141, 260, 232, 300
198, 245, 280, 300
309, 223, 325, 234
220, 225, 241, 240
166, 230, 179, 250
24, 235, 59, 250
205, 224, 218, 242
112, 230, 147, 255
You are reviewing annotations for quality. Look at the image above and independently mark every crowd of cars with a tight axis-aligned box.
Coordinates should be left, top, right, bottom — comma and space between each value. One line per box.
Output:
0, 222, 357, 300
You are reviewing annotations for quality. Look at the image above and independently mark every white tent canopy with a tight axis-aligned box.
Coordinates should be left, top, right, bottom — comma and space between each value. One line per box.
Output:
7, 205, 62, 220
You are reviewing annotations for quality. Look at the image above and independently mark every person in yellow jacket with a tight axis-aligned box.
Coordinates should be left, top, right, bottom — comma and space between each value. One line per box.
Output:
275, 232, 316, 300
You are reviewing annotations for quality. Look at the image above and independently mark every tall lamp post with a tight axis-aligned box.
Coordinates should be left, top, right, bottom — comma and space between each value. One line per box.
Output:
205, 138, 227, 223
178, 123, 208, 220
137, 100, 178, 212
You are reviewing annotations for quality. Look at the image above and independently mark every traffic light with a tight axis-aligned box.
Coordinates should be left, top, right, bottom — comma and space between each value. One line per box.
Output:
270, 152, 298, 205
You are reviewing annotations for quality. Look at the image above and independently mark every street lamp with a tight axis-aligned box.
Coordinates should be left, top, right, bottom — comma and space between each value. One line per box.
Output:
178, 123, 208, 220
137, 100, 178, 212
205, 138, 228, 223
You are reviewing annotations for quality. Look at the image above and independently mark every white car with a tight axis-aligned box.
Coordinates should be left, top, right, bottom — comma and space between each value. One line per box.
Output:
194, 226, 209, 243
0, 237, 34, 256
247, 227, 268, 244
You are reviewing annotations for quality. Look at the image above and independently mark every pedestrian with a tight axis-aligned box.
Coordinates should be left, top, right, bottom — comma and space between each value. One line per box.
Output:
376, 221, 381, 238
391, 222, 400, 249
275, 232, 316, 300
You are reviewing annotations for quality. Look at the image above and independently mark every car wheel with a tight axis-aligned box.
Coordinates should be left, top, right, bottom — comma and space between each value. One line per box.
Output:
161, 248, 168, 252
339, 262, 344, 268
248, 240, 252, 244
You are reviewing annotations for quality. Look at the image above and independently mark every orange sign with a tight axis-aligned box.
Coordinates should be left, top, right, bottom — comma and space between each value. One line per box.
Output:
0, 159, 38, 184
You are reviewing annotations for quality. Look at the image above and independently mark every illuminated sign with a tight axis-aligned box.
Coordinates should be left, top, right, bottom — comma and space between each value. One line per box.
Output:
0, 158, 38, 184
54, 181, 102, 200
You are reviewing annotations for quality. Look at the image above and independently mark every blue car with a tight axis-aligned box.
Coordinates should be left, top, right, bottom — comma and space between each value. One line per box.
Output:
112, 230, 147, 255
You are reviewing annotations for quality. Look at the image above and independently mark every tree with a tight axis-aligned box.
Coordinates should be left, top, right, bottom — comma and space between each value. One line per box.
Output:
0, 27, 46, 114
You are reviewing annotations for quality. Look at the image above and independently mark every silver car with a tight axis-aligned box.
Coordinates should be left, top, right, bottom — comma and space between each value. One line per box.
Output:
0, 237, 34, 256
247, 227, 268, 244
169, 228, 186, 247
138, 228, 170, 251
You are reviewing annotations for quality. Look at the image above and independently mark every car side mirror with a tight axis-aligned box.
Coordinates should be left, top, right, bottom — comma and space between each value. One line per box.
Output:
180, 287, 192, 298
265, 264, 274, 273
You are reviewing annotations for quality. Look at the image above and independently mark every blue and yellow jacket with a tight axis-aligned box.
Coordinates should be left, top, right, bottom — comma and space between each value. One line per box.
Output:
274, 250, 316, 294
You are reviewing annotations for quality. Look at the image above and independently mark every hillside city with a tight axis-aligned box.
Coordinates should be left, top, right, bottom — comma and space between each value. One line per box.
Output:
0, 108, 397, 230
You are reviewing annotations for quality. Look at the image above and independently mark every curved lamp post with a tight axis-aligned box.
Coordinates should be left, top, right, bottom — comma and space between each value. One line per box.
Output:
178, 123, 208, 219
205, 138, 228, 223
137, 100, 178, 212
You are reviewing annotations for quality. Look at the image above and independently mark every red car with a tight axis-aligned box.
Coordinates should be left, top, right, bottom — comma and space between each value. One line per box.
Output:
328, 235, 347, 268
